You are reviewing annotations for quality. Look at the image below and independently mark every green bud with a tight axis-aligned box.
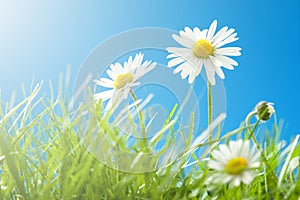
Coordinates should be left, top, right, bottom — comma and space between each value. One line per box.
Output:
255, 101, 275, 121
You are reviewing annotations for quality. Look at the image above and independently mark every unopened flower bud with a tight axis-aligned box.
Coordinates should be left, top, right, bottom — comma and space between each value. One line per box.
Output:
255, 101, 275, 121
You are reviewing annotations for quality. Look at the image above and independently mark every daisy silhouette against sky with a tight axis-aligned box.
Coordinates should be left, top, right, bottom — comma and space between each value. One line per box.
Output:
94, 53, 157, 111
166, 20, 241, 85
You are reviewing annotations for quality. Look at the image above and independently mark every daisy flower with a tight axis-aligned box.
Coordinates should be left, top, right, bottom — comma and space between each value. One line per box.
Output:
166, 20, 241, 85
94, 53, 156, 110
207, 139, 260, 187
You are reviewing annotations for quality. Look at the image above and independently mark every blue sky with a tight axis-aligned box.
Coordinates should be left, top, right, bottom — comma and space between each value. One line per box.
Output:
0, 0, 299, 139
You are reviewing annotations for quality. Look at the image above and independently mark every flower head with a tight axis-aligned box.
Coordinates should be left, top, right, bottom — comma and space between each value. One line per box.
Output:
207, 139, 260, 187
255, 101, 275, 121
94, 53, 156, 110
166, 20, 241, 85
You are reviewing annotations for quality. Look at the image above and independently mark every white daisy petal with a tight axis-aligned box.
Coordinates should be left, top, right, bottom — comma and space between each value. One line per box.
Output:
214, 30, 236, 44
116, 62, 127, 73
94, 78, 114, 88
109, 64, 118, 74
249, 146, 256, 156
133, 53, 144, 68
200, 29, 208, 38
216, 55, 238, 67
166, 54, 178, 59
231, 139, 243, 156
172, 34, 194, 48
222, 175, 233, 184
204, 59, 216, 85
180, 65, 192, 79
168, 57, 186, 68
241, 140, 250, 157
242, 171, 254, 185
249, 152, 260, 164
232, 177, 241, 186
146, 62, 157, 73
104, 98, 113, 111
94, 90, 114, 101
188, 71, 196, 83
128, 56, 133, 65
187, 57, 199, 72
179, 30, 188, 39
166, 47, 193, 58
100, 78, 115, 85
219, 144, 232, 161
226, 51, 241, 57
135, 62, 156, 78
196, 60, 203, 76
107, 69, 117, 80
193, 27, 203, 40
238, 144, 246, 157
208, 160, 224, 170
211, 149, 228, 164
181, 32, 198, 43
215, 33, 239, 48
213, 57, 235, 70
212, 26, 228, 43
209, 56, 222, 67
173, 62, 187, 74
222, 64, 234, 70
222, 28, 236, 40
123, 62, 129, 72
207, 20, 218, 41
184, 27, 197, 41
250, 161, 261, 168
215, 47, 241, 55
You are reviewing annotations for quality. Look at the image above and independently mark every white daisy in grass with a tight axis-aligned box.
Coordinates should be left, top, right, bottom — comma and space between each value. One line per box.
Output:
94, 53, 157, 110
166, 20, 241, 85
207, 139, 260, 187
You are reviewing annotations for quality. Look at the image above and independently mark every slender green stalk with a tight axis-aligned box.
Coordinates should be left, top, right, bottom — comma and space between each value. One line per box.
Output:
246, 111, 278, 184
129, 89, 147, 150
207, 81, 213, 141
129, 90, 151, 193
245, 111, 257, 135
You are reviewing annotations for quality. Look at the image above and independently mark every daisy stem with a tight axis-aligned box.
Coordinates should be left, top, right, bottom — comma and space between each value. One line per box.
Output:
129, 90, 147, 149
207, 82, 213, 141
246, 111, 278, 184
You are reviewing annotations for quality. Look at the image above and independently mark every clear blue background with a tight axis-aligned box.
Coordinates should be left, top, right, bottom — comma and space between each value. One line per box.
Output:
1, 0, 299, 139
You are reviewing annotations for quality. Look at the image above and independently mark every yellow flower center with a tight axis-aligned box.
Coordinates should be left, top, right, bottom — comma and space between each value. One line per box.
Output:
114, 72, 134, 89
193, 39, 214, 58
225, 157, 248, 175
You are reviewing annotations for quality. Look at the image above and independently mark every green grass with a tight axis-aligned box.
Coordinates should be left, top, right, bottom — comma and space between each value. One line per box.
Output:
0, 80, 299, 200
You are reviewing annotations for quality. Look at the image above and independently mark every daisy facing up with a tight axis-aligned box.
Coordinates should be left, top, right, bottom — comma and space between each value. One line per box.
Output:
166, 20, 241, 85
94, 53, 157, 111
207, 139, 260, 187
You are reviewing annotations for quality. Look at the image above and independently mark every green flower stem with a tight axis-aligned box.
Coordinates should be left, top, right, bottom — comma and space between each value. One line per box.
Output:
246, 111, 278, 184
208, 81, 213, 141
245, 111, 257, 136
129, 90, 147, 149
129, 90, 150, 190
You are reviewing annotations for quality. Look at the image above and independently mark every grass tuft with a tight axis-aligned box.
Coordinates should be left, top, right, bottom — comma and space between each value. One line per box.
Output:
0, 80, 299, 200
